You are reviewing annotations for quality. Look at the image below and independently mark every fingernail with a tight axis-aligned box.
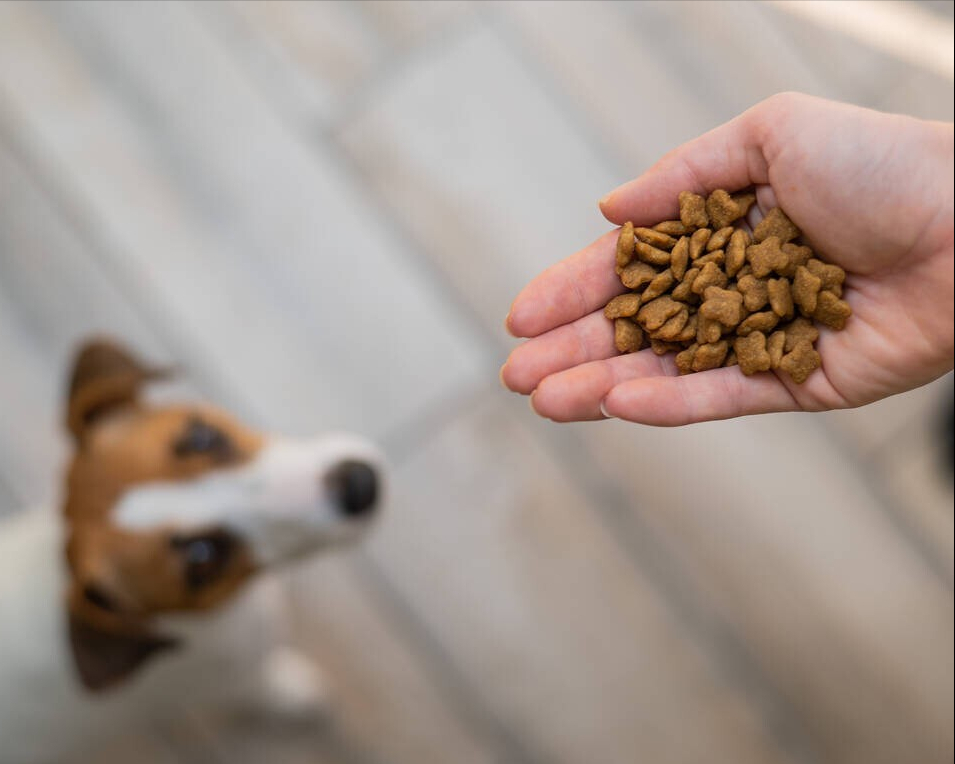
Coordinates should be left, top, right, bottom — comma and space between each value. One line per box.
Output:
504, 310, 516, 337
598, 192, 613, 209
599, 400, 615, 419
498, 362, 509, 389
529, 390, 541, 416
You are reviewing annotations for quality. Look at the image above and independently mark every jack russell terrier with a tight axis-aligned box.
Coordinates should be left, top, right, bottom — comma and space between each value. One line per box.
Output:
0, 339, 385, 763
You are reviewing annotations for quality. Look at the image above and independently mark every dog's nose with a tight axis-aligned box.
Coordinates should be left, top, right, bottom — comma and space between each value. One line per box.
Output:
326, 460, 379, 518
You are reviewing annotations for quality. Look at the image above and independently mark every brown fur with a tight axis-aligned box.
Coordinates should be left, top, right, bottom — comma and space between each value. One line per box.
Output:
62, 340, 265, 690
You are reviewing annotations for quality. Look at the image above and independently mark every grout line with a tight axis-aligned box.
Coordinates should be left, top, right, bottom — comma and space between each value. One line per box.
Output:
0, 471, 23, 516
150, 716, 230, 764
352, 546, 553, 764
324, 5, 482, 136
478, 3, 652, 176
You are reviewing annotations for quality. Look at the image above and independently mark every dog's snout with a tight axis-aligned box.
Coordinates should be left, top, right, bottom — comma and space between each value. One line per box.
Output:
326, 460, 378, 518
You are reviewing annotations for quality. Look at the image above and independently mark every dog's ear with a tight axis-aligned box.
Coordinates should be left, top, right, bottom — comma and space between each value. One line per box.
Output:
66, 579, 179, 692
67, 611, 179, 692
65, 338, 170, 442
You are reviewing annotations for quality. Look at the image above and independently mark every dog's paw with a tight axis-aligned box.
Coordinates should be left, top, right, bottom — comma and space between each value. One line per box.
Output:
257, 646, 334, 724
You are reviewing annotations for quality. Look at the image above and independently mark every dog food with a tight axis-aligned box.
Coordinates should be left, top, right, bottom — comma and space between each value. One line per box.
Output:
605, 190, 850, 383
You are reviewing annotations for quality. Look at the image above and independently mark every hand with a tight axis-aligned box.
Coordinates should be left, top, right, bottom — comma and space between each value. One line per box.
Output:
501, 92, 954, 426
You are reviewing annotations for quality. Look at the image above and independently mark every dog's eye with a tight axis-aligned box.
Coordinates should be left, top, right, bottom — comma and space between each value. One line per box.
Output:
171, 531, 234, 590
173, 418, 232, 460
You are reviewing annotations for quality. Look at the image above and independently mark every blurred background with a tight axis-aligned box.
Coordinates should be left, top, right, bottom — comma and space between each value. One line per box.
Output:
0, 1, 952, 763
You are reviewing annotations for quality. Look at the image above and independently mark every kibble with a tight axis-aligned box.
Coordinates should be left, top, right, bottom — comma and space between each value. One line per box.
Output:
604, 190, 851, 384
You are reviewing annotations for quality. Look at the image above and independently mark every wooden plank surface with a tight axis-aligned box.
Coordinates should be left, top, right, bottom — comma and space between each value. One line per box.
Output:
579, 414, 954, 764
1, 1, 953, 763
365, 390, 800, 764
0, 23, 498, 760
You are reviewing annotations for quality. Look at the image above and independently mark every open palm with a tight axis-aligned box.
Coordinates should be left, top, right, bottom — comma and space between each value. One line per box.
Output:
502, 93, 954, 425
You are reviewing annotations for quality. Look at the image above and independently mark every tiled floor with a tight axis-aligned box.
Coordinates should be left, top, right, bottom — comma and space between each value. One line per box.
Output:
0, 2, 952, 763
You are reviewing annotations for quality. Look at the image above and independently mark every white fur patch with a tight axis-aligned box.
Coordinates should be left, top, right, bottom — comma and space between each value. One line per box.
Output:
112, 434, 384, 565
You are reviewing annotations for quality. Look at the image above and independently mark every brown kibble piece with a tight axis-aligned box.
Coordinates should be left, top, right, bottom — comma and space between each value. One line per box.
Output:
779, 340, 821, 384
813, 290, 852, 330
671, 267, 700, 302
679, 191, 708, 228
635, 239, 672, 267
706, 190, 745, 230
767, 278, 794, 318
670, 237, 690, 281
692, 341, 729, 372
604, 293, 641, 319
642, 269, 676, 303
725, 228, 750, 277
650, 339, 682, 356
616, 221, 635, 272
783, 317, 819, 352
806, 259, 845, 296
737, 274, 769, 312
614, 318, 644, 353
654, 220, 695, 236
767, 330, 786, 369
700, 286, 744, 327
696, 314, 723, 344
689, 228, 712, 260
747, 236, 790, 278
652, 307, 690, 341
737, 310, 779, 336
694, 249, 725, 269
734, 331, 772, 375
732, 193, 756, 217
677, 313, 698, 343
675, 344, 697, 375
707, 226, 734, 251
635, 227, 677, 250
620, 261, 658, 290
792, 265, 822, 315
637, 296, 684, 331
753, 207, 800, 243
724, 349, 738, 367
691, 261, 728, 295
779, 243, 812, 278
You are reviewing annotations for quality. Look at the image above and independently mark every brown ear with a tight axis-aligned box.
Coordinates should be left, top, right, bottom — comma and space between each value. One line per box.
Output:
65, 338, 170, 442
68, 610, 180, 691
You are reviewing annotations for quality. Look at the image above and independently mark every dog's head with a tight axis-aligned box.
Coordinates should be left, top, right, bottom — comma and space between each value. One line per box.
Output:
61, 339, 384, 691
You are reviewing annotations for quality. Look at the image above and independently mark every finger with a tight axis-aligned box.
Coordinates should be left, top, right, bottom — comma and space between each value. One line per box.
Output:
529, 350, 676, 422
602, 366, 800, 426
506, 229, 624, 339
599, 106, 771, 226
501, 310, 617, 394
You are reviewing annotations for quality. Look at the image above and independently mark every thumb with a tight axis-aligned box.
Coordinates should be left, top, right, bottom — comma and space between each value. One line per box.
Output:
598, 99, 777, 227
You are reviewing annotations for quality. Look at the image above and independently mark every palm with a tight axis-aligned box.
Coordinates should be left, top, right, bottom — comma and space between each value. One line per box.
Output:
502, 94, 953, 425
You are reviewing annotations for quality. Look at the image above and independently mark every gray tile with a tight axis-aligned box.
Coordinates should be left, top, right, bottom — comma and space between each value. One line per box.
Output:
367, 390, 794, 764
818, 375, 954, 462
492, 0, 838, 177
338, 22, 616, 336
0, 0, 485, 442
578, 411, 954, 764
878, 66, 955, 122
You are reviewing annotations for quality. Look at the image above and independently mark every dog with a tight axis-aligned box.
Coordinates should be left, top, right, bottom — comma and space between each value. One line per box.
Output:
0, 339, 385, 763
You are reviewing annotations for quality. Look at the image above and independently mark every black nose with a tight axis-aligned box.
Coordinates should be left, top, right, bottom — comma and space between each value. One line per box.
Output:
327, 460, 379, 518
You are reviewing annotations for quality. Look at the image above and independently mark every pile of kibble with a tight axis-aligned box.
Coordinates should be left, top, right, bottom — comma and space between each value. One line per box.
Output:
605, 189, 851, 383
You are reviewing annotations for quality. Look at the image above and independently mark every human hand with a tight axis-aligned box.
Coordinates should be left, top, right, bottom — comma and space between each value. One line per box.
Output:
502, 92, 954, 425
